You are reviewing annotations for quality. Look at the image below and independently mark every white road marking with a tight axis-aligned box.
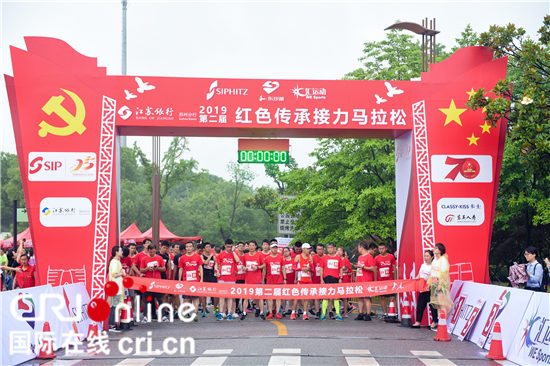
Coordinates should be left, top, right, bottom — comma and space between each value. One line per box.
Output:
268, 356, 301, 365
203, 349, 233, 355
419, 358, 456, 366
191, 357, 228, 366
273, 348, 301, 354
411, 351, 442, 356
42, 361, 82, 366
114, 358, 155, 366
345, 357, 379, 366
495, 361, 518, 365
342, 349, 371, 355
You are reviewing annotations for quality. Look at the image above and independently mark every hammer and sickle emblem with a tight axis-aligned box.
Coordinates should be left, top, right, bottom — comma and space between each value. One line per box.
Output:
38, 88, 86, 137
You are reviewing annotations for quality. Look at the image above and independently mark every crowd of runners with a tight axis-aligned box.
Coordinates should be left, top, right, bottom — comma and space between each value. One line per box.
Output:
107, 238, 399, 331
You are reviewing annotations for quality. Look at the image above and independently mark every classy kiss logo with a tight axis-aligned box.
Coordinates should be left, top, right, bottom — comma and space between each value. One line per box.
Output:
39, 88, 86, 138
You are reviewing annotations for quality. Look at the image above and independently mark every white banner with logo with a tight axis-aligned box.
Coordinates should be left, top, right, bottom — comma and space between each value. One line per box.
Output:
506, 292, 550, 365
0, 283, 93, 366
468, 285, 533, 353
50, 282, 96, 340
450, 281, 488, 336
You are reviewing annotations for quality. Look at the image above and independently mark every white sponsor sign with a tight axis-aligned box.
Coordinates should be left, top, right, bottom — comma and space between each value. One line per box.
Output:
506, 292, 549, 365
458, 298, 486, 341
437, 198, 485, 226
451, 282, 489, 337
431, 155, 493, 183
39, 197, 93, 227
28, 152, 96, 181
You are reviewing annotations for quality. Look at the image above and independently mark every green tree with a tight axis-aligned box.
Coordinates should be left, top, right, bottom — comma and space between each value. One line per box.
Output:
134, 137, 202, 203
452, 24, 479, 52
242, 186, 279, 221
1, 152, 27, 232
279, 139, 396, 245
466, 16, 550, 226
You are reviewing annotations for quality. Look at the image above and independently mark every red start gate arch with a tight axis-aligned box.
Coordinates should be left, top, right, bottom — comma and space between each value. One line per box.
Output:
5, 37, 507, 302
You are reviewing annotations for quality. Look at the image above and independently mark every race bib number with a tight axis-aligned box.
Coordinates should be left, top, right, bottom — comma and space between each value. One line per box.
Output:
302, 270, 311, 278
246, 261, 258, 271
205, 260, 214, 270
271, 263, 281, 275
285, 264, 293, 273
357, 268, 363, 276
238, 265, 246, 275
316, 266, 321, 277
327, 259, 338, 269
147, 261, 158, 268
186, 271, 197, 281
380, 267, 390, 277
171, 262, 175, 270
221, 265, 231, 276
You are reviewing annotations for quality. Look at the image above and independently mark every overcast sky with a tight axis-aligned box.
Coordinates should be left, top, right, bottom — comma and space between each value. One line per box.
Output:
2, 0, 547, 188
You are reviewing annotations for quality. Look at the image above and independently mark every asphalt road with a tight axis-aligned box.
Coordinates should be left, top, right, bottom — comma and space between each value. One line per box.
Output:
21, 306, 516, 366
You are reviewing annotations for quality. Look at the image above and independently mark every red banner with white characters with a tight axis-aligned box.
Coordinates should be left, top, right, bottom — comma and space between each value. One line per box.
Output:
128, 277, 427, 299
6, 38, 507, 303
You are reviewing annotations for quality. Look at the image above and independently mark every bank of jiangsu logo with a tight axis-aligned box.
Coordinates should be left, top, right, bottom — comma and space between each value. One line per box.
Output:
39, 88, 86, 137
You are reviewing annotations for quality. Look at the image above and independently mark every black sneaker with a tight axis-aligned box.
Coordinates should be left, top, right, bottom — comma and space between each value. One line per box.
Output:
109, 326, 123, 333
286, 309, 292, 315
260, 313, 266, 320
364, 314, 372, 321
298, 309, 303, 316
354, 313, 364, 321
309, 308, 316, 316
329, 312, 335, 319
315, 311, 320, 319
240, 313, 247, 321
255, 308, 261, 317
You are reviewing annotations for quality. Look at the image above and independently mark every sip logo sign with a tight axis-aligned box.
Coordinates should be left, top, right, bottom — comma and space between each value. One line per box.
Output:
39, 197, 92, 227
437, 198, 485, 226
431, 155, 493, 183
28, 152, 96, 181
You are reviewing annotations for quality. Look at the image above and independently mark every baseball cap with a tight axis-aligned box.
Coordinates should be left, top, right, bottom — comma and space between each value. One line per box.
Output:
270, 243, 278, 248
302, 243, 311, 249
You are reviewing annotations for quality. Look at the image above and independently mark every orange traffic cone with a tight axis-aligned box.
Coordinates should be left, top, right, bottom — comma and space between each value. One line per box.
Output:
398, 295, 413, 327
485, 322, 506, 360
86, 321, 99, 340
386, 298, 398, 323
434, 309, 451, 342
36, 322, 57, 359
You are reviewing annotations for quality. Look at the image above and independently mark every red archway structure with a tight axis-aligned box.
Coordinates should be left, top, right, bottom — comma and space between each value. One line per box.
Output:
5, 37, 507, 301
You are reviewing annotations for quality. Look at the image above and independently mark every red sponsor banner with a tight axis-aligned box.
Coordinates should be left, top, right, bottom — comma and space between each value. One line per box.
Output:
128, 277, 427, 299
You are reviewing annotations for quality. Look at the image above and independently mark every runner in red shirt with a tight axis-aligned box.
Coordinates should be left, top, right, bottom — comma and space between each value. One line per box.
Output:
292, 243, 313, 320
311, 244, 325, 319
241, 240, 266, 320
264, 242, 286, 319
235, 242, 247, 315
214, 239, 242, 321
337, 247, 352, 317
139, 244, 166, 321
291, 241, 303, 259
354, 241, 378, 321
131, 239, 151, 279
320, 243, 344, 320
179, 242, 203, 322
283, 247, 295, 315
375, 242, 397, 320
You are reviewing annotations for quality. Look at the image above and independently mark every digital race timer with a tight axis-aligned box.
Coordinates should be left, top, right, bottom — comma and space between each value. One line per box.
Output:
238, 150, 289, 164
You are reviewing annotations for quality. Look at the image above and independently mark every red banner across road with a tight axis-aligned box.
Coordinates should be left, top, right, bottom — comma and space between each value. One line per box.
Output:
128, 277, 427, 299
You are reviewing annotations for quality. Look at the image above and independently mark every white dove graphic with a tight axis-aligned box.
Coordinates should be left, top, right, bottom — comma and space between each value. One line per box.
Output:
385, 82, 404, 97
124, 90, 137, 100
375, 94, 387, 104
135, 77, 155, 93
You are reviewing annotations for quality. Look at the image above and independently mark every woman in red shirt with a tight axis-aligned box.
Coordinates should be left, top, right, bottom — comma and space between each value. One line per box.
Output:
2, 253, 36, 288
337, 247, 353, 317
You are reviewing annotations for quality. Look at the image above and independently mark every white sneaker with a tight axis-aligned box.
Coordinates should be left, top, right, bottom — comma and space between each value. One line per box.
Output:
141, 316, 148, 323
162, 316, 169, 322
232, 313, 239, 318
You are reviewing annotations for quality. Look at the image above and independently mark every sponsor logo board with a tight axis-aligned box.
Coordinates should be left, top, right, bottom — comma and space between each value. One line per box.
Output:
39, 197, 92, 227
431, 155, 492, 183
437, 198, 485, 226
28, 152, 96, 181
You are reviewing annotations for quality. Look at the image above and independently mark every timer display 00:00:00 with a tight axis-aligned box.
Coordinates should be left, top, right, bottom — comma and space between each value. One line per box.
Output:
238, 150, 289, 164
